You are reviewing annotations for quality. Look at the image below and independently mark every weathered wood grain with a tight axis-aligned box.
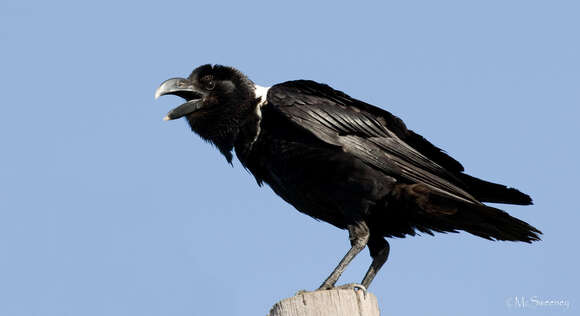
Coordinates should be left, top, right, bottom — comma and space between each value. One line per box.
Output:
268, 289, 380, 316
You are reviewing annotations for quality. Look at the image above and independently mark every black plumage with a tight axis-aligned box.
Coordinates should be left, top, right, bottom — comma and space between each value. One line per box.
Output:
155, 64, 541, 289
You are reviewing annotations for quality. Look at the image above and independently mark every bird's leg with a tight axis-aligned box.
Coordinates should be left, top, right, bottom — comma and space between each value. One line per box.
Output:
361, 238, 390, 288
319, 221, 369, 290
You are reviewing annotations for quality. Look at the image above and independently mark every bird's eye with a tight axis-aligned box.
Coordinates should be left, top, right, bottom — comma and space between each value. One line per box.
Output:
205, 80, 215, 90
201, 75, 215, 90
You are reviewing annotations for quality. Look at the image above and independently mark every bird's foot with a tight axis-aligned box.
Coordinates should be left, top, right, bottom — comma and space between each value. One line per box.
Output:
296, 282, 367, 297
295, 289, 309, 296
335, 283, 368, 298
295, 283, 334, 295
335, 283, 367, 292
317, 282, 335, 291
314, 282, 367, 296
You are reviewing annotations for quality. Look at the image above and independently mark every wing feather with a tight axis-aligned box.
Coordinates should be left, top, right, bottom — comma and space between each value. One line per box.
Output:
267, 80, 479, 204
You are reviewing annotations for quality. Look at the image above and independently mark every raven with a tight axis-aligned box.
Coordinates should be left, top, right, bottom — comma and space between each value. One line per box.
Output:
155, 64, 541, 289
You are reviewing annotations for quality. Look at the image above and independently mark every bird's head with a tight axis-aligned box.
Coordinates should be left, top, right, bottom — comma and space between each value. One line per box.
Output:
155, 64, 260, 162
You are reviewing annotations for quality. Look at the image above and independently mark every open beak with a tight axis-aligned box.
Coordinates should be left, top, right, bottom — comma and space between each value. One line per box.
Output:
155, 78, 205, 121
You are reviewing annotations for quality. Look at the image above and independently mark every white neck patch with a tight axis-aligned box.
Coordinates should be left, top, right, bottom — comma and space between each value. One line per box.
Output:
254, 84, 270, 107
248, 84, 270, 150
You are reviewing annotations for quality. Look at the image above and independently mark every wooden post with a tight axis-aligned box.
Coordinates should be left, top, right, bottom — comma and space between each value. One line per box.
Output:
268, 289, 380, 316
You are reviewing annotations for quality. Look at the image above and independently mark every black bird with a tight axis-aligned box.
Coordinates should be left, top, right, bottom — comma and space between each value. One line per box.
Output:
155, 64, 541, 290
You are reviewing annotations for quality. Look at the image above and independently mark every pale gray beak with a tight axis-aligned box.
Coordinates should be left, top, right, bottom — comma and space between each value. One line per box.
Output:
155, 78, 205, 120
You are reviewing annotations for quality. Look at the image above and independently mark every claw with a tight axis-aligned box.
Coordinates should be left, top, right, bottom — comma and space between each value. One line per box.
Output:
295, 289, 309, 296
335, 283, 368, 298
318, 283, 335, 291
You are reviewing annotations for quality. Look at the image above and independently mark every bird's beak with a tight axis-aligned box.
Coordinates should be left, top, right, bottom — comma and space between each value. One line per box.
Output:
155, 78, 205, 121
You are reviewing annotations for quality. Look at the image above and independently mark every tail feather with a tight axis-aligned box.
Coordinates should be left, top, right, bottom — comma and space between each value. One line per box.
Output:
383, 184, 542, 242
458, 173, 533, 205
426, 188, 541, 242
450, 203, 541, 242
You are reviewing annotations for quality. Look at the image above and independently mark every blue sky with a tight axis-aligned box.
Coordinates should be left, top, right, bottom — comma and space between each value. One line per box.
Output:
1, 1, 578, 315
